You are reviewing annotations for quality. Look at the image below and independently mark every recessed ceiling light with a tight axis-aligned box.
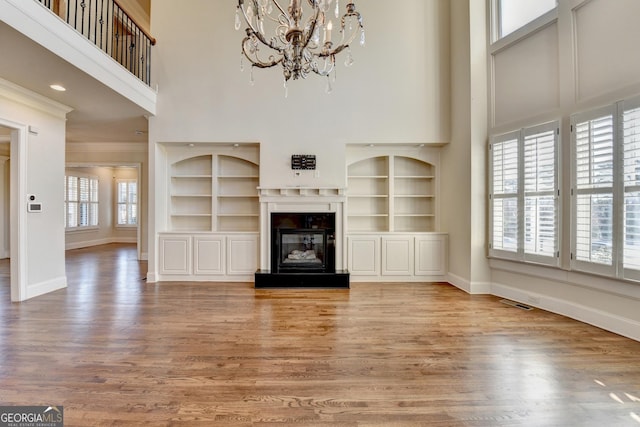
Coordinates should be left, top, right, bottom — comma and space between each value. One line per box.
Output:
50, 84, 66, 92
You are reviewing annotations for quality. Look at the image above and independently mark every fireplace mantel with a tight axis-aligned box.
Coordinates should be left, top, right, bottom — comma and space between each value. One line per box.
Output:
258, 187, 346, 271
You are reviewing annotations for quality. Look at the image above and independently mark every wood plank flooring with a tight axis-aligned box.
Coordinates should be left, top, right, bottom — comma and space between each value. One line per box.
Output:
0, 244, 639, 426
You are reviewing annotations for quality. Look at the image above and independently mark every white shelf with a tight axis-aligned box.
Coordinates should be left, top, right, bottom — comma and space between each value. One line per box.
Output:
168, 151, 259, 232
347, 155, 437, 232
217, 155, 259, 232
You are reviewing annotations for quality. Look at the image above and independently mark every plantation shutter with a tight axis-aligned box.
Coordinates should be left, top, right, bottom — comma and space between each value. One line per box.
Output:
523, 125, 558, 261
67, 176, 78, 228
622, 104, 640, 279
490, 133, 519, 256
572, 108, 615, 276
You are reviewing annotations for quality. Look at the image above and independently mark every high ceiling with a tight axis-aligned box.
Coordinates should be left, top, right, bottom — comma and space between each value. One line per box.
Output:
0, 21, 150, 143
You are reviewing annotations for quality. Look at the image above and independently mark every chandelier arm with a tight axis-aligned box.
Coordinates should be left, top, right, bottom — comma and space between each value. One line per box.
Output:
242, 38, 282, 69
312, 55, 335, 77
270, 0, 293, 27
238, 0, 287, 52
300, 5, 322, 51
318, 10, 363, 57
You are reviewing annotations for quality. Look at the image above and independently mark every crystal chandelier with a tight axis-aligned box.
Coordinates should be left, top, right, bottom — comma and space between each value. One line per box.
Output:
235, 0, 365, 91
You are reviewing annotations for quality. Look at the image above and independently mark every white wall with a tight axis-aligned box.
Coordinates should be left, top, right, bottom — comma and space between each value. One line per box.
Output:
0, 78, 71, 300
487, 0, 640, 340
148, 0, 452, 277
441, 0, 490, 293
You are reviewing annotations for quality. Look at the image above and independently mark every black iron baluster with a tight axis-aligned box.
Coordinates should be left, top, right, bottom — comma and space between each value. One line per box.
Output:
80, 0, 85, 37
98, 0, 104, 50
33, 0, 154, 86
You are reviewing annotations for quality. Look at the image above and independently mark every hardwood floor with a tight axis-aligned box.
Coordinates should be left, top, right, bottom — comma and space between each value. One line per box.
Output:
0, 244, 639, 426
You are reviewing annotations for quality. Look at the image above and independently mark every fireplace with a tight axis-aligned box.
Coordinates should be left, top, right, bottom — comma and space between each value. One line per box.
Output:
271, 213, 335, 273
255, 188, 349, 288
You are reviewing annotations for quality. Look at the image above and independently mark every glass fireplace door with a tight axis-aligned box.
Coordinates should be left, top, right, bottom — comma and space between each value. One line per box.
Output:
275, 228, 328, 272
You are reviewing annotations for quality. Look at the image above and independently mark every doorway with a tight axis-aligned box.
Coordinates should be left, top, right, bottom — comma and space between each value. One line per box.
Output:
65, 163, 142, 260
0, 126, 9, 297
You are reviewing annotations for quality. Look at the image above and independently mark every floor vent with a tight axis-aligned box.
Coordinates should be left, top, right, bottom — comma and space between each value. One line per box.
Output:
500, 299, 534, 311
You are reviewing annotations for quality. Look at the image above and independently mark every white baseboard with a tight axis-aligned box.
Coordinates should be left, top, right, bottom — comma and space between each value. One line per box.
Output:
447, 273, 492, 294
66, 237, 137, 251
26, 275, 67, 300
492, 283, 640, 342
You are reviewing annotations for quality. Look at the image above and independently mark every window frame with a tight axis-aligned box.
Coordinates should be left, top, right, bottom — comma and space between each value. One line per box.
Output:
571, 97, 640, 282
116, 178, 138, 228
490, 0, 559, 48
489, 121, 560, 267
64, 174, 99, 231
620, 97, 640, 282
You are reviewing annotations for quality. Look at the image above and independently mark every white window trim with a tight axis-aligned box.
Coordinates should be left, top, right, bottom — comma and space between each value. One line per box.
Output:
489, 121, 560, 267
116, 178, 138, 228
570, 105, 617, 277
570, 97, 640, 282
65, 174, 99, 231
490, 2, 558, 53
620, 96, 640, 282
489, 130, 520, 262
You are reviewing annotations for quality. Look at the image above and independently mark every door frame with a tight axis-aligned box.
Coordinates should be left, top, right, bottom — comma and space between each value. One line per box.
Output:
0, 118, 28, 301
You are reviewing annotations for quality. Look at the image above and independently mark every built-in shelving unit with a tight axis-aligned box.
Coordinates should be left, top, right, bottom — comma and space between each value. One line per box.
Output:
346, 156, 389, 232
170, 155, 213, 231
168, 151, 259, 232
392, 156, 435, 232
216, 155, 259, 232
345, 146, 446, 281
347, 155, 436, 232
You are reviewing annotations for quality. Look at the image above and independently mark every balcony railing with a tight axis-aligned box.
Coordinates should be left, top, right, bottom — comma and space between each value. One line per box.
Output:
36, 0, 156, 86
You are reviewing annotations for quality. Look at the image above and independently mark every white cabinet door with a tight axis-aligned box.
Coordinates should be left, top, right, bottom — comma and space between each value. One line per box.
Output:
381, 236, 414, 276
227, 234, 258, 275
347, 235, 380, 276
159, 235, 192, 275
415, 234, 447, 276
194, 235, 224, 275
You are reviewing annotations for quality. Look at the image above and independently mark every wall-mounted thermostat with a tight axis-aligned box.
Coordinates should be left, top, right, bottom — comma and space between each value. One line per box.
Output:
28, 203, 43, 213
291, 154, 316, 170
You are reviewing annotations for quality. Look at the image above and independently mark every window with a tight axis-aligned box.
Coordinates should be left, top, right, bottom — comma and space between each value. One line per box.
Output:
571, 98, 640, 281
65, 175, 99, 229
116, 179, 137, 226
622, 105, 640, 279
495, 0, 557, 40
489, 121, 560, 266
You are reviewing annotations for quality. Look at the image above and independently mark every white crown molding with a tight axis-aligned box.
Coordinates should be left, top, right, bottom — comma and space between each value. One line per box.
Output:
0, 77, 73, 119
66, 141, 148, 153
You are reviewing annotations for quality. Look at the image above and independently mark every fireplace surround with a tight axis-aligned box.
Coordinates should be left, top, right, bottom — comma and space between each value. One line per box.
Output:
255, 187, 349, 288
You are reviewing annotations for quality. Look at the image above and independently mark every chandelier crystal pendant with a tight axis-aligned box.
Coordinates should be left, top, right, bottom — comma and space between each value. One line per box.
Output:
235, 0, 364, 86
